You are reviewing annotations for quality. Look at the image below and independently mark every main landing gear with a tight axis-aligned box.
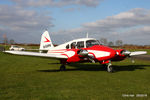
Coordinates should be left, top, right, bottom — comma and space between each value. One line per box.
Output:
60, 64, 66, 71
59, 60, 67, 71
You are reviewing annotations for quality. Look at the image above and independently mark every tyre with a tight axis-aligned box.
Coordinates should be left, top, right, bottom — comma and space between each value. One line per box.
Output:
60, 65, 66, 71
107, 65, 113, 72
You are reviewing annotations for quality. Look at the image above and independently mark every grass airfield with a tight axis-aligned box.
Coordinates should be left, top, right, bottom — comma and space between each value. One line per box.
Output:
0, 52, 150, 100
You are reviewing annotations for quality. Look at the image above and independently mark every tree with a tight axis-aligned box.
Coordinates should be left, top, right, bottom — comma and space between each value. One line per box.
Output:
3, 34, 8, 45
100, 38, 108, 45
108, 41, 114, 47
115, 40, 123, 46
9, 39, 15, 44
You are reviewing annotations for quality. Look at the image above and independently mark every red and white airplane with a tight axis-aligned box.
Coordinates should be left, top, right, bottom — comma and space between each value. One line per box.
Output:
5, 31, 147, 72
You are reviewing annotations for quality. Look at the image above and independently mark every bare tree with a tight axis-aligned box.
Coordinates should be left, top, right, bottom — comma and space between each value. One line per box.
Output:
100, 38, 108, 45
115, 40, 123, 46
108, 41, 114, 47
3, 34, 8, 45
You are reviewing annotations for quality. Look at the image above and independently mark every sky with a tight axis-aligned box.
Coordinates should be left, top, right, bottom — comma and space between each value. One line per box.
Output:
0, 0, 150, 45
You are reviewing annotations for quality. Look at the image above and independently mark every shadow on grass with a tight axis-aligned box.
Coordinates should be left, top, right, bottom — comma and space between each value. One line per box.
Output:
37, 63, 150, 72
113, 65, 147, 72
48, 62, 60, 64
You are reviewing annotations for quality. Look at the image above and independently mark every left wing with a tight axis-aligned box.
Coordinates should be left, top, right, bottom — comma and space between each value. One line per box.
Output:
4, 51, 68, 59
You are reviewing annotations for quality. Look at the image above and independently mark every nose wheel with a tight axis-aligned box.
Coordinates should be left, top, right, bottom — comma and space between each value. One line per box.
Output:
107, 61, 113, 72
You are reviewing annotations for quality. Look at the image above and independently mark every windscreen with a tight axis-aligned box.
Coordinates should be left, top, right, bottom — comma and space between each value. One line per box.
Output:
86, 40, 100, 48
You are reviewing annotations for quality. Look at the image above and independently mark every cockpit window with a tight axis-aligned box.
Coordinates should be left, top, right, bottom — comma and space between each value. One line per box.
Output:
71, 42, 76, 49
86, 40, 100, 48
66, 44, 69, 49
77, 41, 84, 49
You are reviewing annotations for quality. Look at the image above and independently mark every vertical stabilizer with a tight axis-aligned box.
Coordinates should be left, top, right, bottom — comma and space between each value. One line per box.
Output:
40, 31, 54, 50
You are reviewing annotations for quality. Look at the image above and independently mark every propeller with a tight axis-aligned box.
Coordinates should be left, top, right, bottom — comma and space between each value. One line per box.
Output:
77, 49, 95, 63
77, 49, 89, 56
121, 50, 131, 56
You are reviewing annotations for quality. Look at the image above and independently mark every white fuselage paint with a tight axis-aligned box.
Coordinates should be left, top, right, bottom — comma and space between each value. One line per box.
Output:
88, 50, 110, 58
48, 49, 110, 59
48, 50, 76, 58
64, 51, 75, 57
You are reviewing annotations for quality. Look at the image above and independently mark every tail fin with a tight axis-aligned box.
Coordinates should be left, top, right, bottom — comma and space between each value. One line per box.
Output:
40, 30, 54, 50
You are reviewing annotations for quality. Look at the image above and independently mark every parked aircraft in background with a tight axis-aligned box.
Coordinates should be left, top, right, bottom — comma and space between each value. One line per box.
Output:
5, 31, 147, 72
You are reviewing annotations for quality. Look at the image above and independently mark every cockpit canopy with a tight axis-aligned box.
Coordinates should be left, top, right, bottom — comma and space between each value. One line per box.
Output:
86, 40, 100, 48
66, 39, 100, 49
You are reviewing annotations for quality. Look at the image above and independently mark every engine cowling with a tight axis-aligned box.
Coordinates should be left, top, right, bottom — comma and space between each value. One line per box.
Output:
112, 49, 127, 61
120, 50, 131, 56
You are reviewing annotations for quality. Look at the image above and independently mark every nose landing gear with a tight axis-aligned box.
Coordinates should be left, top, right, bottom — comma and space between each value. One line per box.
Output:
107, 61, 113, 72
102, 60, 114, 72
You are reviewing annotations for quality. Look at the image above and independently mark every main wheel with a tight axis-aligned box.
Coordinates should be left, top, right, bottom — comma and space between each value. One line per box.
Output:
60, 65, 66, 71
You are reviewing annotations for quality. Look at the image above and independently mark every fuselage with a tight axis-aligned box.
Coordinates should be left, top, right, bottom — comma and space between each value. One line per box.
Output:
47, 38, 126, 64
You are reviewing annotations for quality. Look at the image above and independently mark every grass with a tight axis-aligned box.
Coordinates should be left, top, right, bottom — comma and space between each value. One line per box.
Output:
0, 52, 150, 100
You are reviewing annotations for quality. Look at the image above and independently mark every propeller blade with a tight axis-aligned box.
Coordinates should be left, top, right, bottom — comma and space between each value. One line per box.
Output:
77, 49, 89, 56
121, 50, 131, 56
129, 51, 147, 56
77, 49, 96, 63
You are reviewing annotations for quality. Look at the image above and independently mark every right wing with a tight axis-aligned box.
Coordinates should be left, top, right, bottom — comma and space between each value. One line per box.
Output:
4, 51, 68, 59
129, 51, 147, 56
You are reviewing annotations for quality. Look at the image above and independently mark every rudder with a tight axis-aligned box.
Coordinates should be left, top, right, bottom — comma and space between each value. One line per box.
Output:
40, 30, 54, 50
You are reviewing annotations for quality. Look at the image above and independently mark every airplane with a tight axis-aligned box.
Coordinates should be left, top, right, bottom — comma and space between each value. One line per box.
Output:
5, 30, 147, 72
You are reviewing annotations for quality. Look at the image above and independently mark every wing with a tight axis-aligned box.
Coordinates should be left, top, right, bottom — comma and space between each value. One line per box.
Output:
4, 51, 68, 59
130, 51, 147, 56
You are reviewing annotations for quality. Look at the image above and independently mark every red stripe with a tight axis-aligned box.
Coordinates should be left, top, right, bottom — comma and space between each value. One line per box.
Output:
61, 54, 69, 58
48, 52, 64, 53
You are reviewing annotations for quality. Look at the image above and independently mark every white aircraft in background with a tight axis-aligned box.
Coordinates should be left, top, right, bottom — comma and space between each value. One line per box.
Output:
5, 31, 147, 72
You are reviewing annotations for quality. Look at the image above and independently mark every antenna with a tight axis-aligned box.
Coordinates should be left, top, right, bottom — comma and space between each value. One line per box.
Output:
86, 32, 88, 38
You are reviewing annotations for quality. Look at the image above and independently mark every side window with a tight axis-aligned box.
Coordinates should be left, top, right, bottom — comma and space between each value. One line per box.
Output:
71, 42, 76, 49
86, 41, 91, 48
66, 44, 69, 49
77, 41, 84, 49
